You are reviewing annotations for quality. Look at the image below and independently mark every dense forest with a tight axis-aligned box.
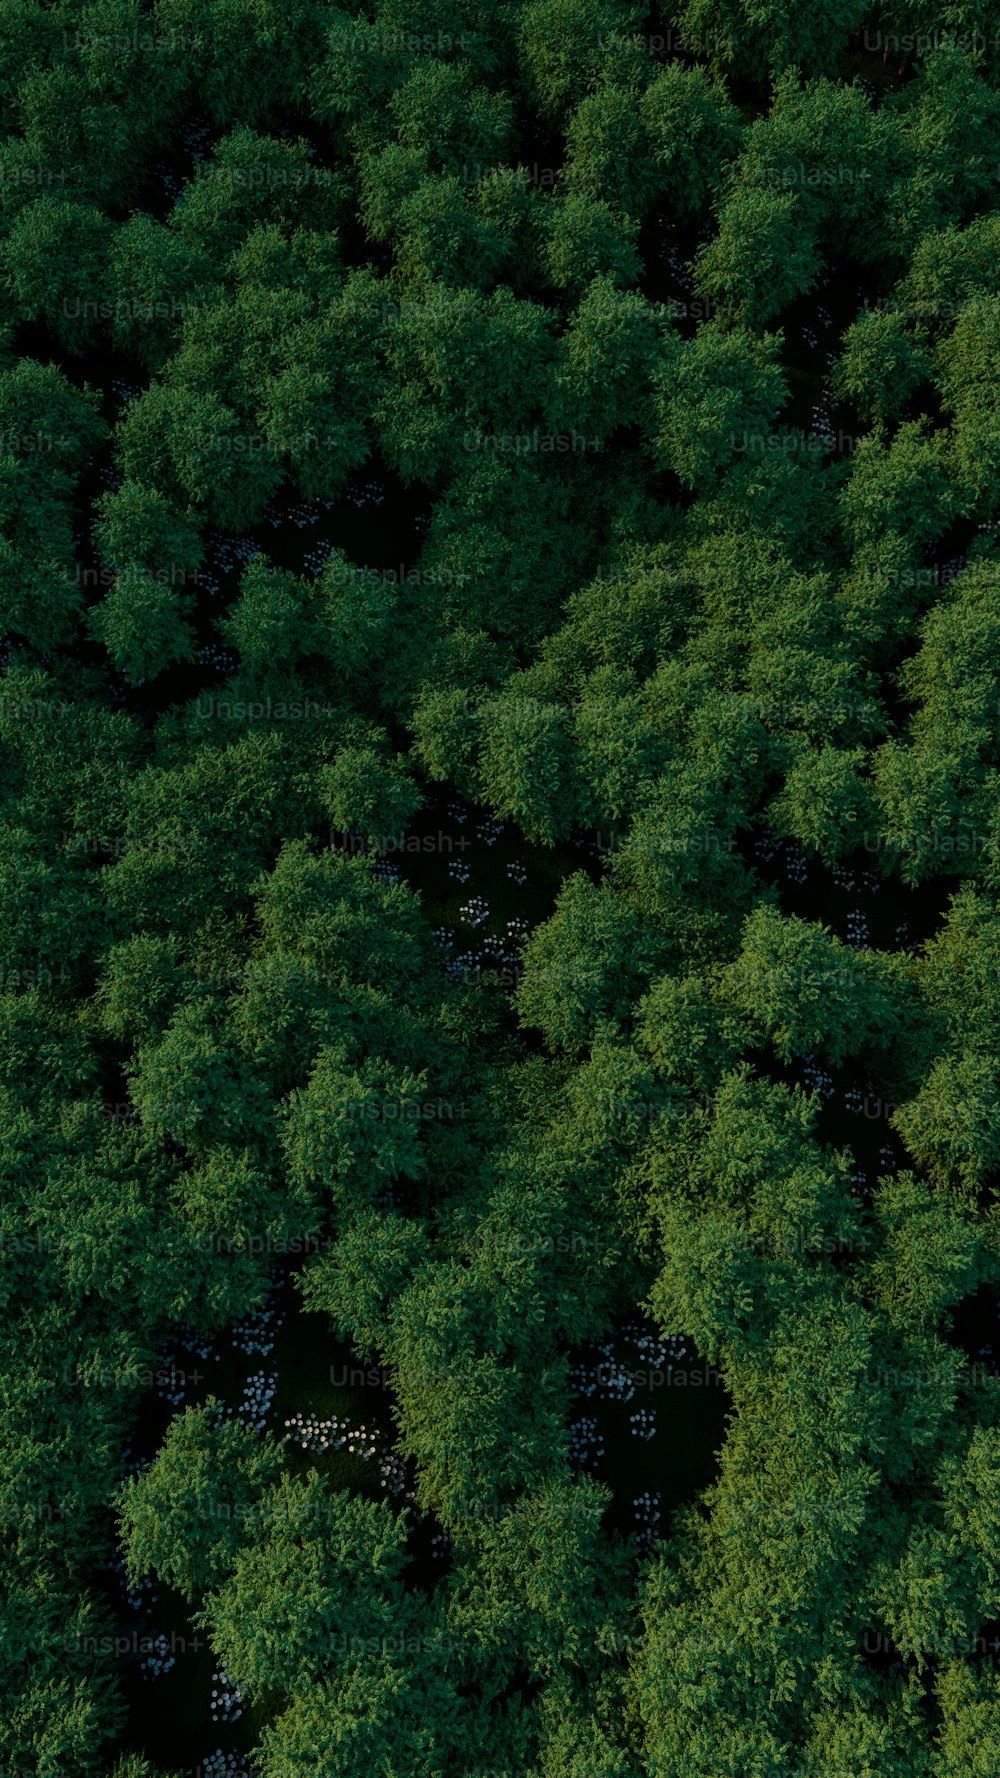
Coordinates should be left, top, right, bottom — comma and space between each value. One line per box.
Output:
3, 0, 1000, 1773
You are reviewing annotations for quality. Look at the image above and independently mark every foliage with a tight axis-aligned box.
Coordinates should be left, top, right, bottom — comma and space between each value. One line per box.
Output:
1, 10, 1000, 1778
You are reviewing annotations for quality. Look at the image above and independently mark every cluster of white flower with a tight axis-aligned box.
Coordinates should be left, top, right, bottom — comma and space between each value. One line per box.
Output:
199, 1751, 253, 1778
633, 1491, 662, 1555
344, 478, 385, 508
505, 860, 528, 885
376, 1448, 414, 1500
568, 1415, 604, 1467
753, 832, 782, 863
459, 896, 490, 927
226, 1371, 277, 1434
197, 640, 240, 674
982, 1298, 1000, 1365
283, 1412, 376, 1458
140, 1632, 176, 1680
568, 1351, 600, 1399
447, 859, 471, 882
111, 379, 145, 407
845, 909, 870, 946
118, 1445, 151, 1478
627, 1324, 686, 1372
784, 843, 809, 884
175, 1325, 215, 1361
263, 491, 337, 537
210, 1666, 245, 1724
302, 537, 337, 573
480, 933, 510, 960
288, 498, 322, 530
154, 1360, 188, 1408
809, 403, 838, 449
570, 1341, 636, 1403
629, 1409, 656, 1441
477, 817, 503, 844
209, 533, 260, 576
108, 1550, 158, 1614
448, 952, 481, 984
663, 241, 692, 287
230, 1292, 285, 1358
800, 1054, 835, 1100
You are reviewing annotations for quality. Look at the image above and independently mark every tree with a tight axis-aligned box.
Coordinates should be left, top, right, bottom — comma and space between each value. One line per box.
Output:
541, 189, 643, 296
101, 731, 317, 936
562, 86, 660, 220
197, 1471, 411, 1697
387, 56, 514, 174
300, 1209, 431, 1356
220, 559, 323, 669
127, 995, 275, 1155
251, 840, 433, 1002
10, 62, 142, 210
516, 0, 649, 123
281, 1043, 430, 1223
886, 51, 1000, 249
447, 1473, 626, 1681
469, 166, 546, 293
516, 872, 669, 1054
0, 823, 107, 989
938, 293, 1000, 509
675, 0, 869, 82
0, 360, 105, 651
835, 307, 935, 427
114, 374, 284, 532
863, 1172, 982, 1333
86, 564, 197, 682
154, 0, 327, 130
109, 212, 214, 372
474, 684, 588, 843
313, 548, 400, 685
94, 479, 204, 583
651, 321, 788, 491
392, 171, 513, 286
319, 743, 424, 842
720, 72, 888, 259
767, 742, 877, 862
720, 903, 906, 1067
897, 211, 1000, 323
693, 184, 822, 331
891, 1051, 1000, 1193
841, 420, 960, 557
639, 64, 741, 220
374, 282, 559, 484
555, 275, 668, 438
117, 1403, 284, 1600
0, 197, 113, 353
635, 969, 748, 1097
407, 448, 597, 645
